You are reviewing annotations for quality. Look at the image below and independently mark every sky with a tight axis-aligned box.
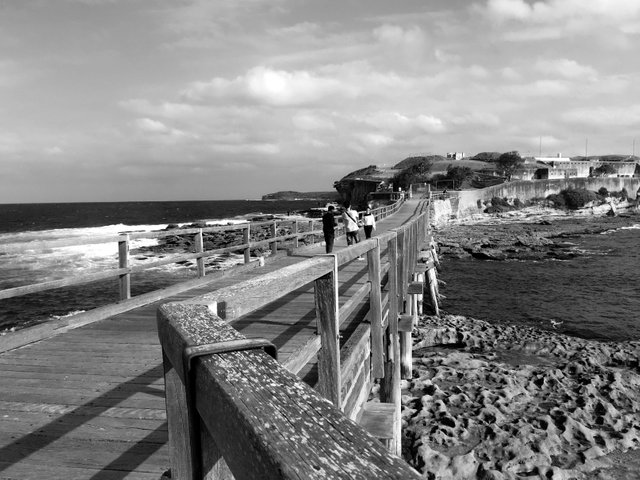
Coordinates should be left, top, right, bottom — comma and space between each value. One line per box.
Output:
1, 0, 640, 203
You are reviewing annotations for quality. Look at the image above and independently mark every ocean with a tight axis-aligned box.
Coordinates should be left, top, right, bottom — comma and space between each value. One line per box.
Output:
2, 201, 638, 344
0, 200, 324, 332
438, 220, 640, 343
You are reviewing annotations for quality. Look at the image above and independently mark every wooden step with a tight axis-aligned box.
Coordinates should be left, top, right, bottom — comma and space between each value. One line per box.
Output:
358, 402, 397, 440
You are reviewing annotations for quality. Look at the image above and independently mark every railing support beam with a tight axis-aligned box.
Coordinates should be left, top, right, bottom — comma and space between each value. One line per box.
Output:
314, 265, 341, 407
118, 234, 131, 300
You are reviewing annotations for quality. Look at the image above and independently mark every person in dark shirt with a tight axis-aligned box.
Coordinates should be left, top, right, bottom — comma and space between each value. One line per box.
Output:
322, 205, 336, 253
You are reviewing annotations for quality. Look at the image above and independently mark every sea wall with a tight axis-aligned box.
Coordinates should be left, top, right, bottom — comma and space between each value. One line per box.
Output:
432, 178, 640, 225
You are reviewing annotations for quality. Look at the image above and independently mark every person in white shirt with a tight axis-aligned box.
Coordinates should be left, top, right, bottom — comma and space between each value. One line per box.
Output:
362, 207, 376, 239
341, 203, 360, 246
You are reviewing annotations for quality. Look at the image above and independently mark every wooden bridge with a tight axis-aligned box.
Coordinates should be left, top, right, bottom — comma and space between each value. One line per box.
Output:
0, 192, 440, 479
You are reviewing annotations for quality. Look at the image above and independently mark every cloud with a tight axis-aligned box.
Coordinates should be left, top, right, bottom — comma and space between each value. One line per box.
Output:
505, 79, 571, 97
362, 112, 445, 136
449, 112, 501, 128
133, 118, 197, 140
291, 112, 336, 131
479, 0, 640, 40
562, 105, 640, 128
533, 58, 597, 80
182, 66, 355, 107
484, 0, 640, 23
44, 146, 64, 155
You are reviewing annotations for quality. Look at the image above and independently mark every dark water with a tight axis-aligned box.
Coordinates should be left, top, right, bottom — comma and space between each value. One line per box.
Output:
438, 225, 640, 342
0, 200, 324, 331
0, 200, 326, 234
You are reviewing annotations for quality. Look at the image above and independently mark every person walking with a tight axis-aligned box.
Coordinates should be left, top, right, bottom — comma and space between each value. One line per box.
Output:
362, 207, 376, 239
322, 205, 337, 253
342, 203, 363, 259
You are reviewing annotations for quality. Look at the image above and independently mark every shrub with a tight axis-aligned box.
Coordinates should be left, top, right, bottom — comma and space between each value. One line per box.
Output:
513, 198, 524, 208
491, 197, 510, 207
477, 199, 483, 209
621, 187, 628, 200
560, 188, 598, 210
598, 187, 609, 197
546, 193, 566, 208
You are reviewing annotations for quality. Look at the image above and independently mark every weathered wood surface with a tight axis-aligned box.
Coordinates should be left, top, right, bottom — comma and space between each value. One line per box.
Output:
0, 197, 426, 479
158, 303, 421, 480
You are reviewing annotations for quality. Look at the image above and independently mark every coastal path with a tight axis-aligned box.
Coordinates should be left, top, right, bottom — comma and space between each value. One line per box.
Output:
0, 197, 429, 479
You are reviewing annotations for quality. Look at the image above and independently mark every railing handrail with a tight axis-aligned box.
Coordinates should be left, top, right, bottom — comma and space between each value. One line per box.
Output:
157, 198, 431, 479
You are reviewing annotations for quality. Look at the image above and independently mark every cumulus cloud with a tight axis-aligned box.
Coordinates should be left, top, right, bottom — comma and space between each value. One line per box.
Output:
182, 66, 355, 106
449, 112, 501, 128
484, 0, 640, 23
291, 112, 336, 131
562, 105, 640, 128
362, 112, 445, 136
133, 118, 196, 139
534, 58, 597, 79
479, 0, 640, 40
44, 146, 64, 155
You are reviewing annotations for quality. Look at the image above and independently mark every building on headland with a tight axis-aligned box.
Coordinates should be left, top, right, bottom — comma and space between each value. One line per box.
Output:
446, 152, 465, 160
510, 153, 638, 181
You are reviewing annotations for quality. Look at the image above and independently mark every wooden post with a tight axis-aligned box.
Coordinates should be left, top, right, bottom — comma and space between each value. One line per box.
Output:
161, 328, 235, 480
243, 224, 250, 264
380, 233, 401, 455
427, 266, 440, 317
292, 220, 299, 249
270, 221, 277, 255
195, 229, 205, 278
314, 264, 341, 407
118, 234, 131, 301
417, 272, 424, 315
400, 274, 420, 380
367, 241, 384, 379
161, 350, 195, 479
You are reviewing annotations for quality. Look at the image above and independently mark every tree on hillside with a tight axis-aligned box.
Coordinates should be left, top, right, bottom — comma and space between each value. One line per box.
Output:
445, 165, 474, 189
392, 161, 433, 191
496, 151, 524, 180
471, 152, 501, 162
592, 164, 616, 177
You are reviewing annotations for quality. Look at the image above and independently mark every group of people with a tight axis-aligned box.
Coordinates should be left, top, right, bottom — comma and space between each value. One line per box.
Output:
322, 202, 376, 254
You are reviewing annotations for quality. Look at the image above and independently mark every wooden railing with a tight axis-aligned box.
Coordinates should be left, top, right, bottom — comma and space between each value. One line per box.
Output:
0, 199, 404, 303
157, 199, 437, 479
0, 197, 406, 353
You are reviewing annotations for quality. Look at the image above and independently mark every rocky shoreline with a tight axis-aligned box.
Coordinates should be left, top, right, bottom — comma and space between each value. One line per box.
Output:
435, 206, 640, 262
401, 203, 640, 479
403, 314, 640, 480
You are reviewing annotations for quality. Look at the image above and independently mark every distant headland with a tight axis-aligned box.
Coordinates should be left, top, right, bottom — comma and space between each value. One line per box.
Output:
261, 190, 339, 201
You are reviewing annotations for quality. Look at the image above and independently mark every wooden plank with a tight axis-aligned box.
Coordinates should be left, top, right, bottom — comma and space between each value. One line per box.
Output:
358, 402, 397, 440
367, 241, 384, 379
0, 431, 169, 475
0, 400, 166, 420
338, 280, 371, 321
398, 315, 413, 333
407, 281, 423, 295
0, 461, 165, 480
183, 255, 334, 320
380, 233, 402, 455
314, 269, 341, 407
340, 322, 371, 420
0, 411, 167, 442
0, 267, 128, 300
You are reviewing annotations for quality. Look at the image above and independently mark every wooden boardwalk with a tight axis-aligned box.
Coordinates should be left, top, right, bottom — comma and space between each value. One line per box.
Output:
0, 199, 426, 480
